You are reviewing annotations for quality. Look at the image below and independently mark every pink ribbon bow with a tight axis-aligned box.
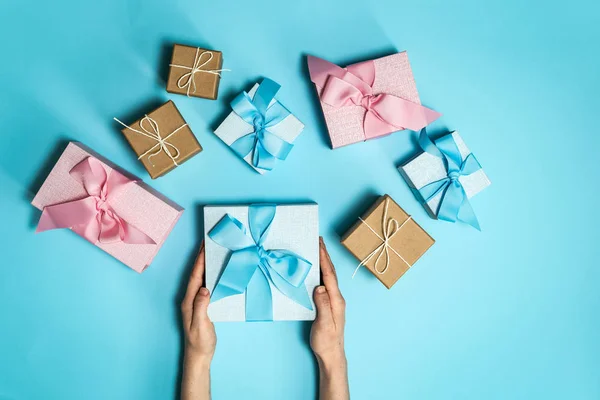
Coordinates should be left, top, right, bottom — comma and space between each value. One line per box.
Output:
36, 157, 155, 245
307, 55, 441, 139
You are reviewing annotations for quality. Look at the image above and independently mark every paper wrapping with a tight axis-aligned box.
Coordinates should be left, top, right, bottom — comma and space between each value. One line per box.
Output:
312, 52, 421, 149
399, 131, 491, 218
204, 204, 319, 321
119, 100, 202, 179
341, 195, 434, 289
214, 83, 305, 174
31, 142, 184, 273
166, 44, 223, 99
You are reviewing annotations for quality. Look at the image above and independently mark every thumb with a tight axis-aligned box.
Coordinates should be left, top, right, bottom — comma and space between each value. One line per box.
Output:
192, 287, 211, 325
313, 286, 333, 323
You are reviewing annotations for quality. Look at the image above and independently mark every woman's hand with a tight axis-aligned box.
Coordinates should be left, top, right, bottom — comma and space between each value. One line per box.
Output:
311, 237, 350, 400
180, 242, 215, 400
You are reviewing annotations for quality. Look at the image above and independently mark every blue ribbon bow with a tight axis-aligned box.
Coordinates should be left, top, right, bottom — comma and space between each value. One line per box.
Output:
208, 204, 313, 321
417, 130, 483, 230
229, 79, 294, 171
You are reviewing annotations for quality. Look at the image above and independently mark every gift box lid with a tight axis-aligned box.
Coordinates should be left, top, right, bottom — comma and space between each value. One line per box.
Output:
31, 142, 184, 272
399, 131, 491, 220
167, 44, 223, 99
341, 195, 434, 289
308, 52, 437, 149
117, 100, 202, 179
204, 203, 319, 321
214, 82, 305, 174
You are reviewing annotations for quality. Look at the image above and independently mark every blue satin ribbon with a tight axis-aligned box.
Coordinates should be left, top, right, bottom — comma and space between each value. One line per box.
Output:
208, 204, 313, 321
229, 79, 294, 171
417, 130, 483, 230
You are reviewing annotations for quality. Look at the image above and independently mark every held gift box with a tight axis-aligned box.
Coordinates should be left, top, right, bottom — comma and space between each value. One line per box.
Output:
214, 79, 305, 174
116, 100, 202, 179
32, 142, 184, 273
307, 52, 440, 149
204, 203, 319, 321
167, 44, 224, 99
341, 195, 434, 289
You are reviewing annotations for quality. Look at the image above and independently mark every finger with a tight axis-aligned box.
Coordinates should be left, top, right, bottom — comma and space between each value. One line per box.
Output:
319, 237, 341, 297
191, 287, 211, 327
313, 286, 334, 326
181, 241, 205, 327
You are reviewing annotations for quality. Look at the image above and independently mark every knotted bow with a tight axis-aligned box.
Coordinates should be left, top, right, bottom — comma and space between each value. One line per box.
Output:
209, 204, 313, 321
307, 55, 441, 139
352, 197, 413, 278
229, 78, 294, 171
169, 49, 229, 97
417, 130, 483, 230
114, 115, 187, 167
36, 157, 155, 245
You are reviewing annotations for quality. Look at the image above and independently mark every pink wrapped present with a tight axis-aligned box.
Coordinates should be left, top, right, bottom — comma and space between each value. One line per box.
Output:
31, 142, 184, 273
307, 52, 441, 149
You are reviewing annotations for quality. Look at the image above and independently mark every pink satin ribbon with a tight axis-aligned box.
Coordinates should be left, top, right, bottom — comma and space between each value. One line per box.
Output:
36, 157, 155, 245
307, 55, 441, 139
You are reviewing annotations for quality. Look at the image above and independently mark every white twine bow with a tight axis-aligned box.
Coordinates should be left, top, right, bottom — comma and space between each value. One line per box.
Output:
169, 48, 230, 97
352, 197, 413, 278
114, 115, 187, 167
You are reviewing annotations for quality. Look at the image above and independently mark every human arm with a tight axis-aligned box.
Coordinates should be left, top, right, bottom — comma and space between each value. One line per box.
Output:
180, 242, 216, 400
311, 237, 350, 400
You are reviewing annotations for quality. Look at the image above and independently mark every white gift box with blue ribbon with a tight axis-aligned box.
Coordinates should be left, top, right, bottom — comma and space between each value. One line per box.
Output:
399, 131, 491, 230
204, 203, 319, 322
214, 79, 305, 174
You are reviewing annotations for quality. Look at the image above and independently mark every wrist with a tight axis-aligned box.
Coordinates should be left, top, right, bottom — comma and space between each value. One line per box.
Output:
316, 347, 347, 375
184, 350, 212, 373
181, 349, 212, 400
316, 347, 350, 400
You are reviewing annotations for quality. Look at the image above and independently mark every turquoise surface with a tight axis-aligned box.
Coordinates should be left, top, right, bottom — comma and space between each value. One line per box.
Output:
1, 0, 598, 399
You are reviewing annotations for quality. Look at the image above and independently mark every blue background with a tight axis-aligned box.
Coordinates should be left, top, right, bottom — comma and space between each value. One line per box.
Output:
1, 0, 598, 398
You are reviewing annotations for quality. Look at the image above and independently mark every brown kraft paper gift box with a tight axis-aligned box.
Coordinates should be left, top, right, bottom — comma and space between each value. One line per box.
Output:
117, 100, 202, 179
341, 195, 434, 289
167, 44, 223, 99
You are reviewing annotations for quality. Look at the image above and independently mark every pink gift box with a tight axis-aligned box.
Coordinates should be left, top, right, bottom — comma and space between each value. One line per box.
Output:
31, 142, 184, 273
308, 52, 438, 149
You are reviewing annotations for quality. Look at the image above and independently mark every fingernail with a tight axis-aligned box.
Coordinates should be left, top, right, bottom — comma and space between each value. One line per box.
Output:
200, 287, 210, 296
316, 286, 326, 294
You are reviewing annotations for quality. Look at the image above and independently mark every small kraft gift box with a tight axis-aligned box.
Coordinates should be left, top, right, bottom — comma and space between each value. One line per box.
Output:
399, 130, 491, 230
115, 100, 202, 179
341, 195, 434, 289
214, 78, 305, 174
307, 52, 441, 149
204, 203, 319, 321
31, 142, 184, 273
167, 44, 226, 99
